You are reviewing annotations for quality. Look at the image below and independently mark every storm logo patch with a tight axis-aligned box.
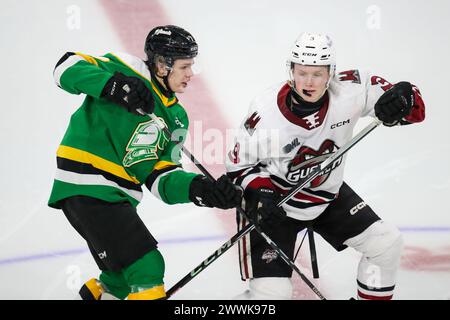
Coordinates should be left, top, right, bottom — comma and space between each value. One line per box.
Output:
244, 111, 261, 136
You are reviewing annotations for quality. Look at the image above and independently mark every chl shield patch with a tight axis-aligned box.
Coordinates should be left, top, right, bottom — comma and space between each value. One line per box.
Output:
123, 117, 170, 167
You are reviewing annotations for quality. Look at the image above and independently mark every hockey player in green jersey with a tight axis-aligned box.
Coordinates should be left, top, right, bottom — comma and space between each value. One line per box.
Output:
48, 25, 241, 300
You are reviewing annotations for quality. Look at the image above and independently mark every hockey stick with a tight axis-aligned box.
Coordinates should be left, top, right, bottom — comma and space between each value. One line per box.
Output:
160, 113, 381, 299
148, 113, 324, 297
308, 228, 320, 279
148, 113, 322, 297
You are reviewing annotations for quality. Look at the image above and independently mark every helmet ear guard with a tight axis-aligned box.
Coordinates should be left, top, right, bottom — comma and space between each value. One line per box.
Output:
153, 55, 172, 77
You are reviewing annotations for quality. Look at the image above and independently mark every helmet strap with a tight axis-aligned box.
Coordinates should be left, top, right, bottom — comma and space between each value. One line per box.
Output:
163, 72, 174, 94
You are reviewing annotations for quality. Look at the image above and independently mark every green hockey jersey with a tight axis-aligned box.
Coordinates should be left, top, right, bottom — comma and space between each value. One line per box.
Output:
48, 51, 199, 209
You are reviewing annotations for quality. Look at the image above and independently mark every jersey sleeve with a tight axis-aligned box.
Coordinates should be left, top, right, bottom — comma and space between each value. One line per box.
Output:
225, 101, 276, 192
53, 52, 113, 98
143, 110, 199, 205
361, 71, 425, 125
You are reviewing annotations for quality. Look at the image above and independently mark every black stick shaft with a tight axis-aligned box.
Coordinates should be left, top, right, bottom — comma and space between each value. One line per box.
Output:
153, 113, 380, 299
166, 223, 255, 298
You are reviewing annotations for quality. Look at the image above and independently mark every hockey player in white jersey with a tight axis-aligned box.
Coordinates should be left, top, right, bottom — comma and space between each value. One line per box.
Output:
226, 32, 425, 300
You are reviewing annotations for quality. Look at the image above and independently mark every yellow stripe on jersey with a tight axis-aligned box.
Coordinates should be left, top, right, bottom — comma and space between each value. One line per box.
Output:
109, 53, 178, 107
153, 160, 177, 171
74, 52, 99, 66
149, 81, 178, 107
127, 285, 166, 300
57, 145, 140, 184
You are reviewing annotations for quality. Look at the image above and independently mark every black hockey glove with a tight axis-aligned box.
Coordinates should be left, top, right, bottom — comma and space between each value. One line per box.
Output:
101, 72, 154, 115
244, 187, 286, 229
374, 81, 414, 126
189, 175, 242, 209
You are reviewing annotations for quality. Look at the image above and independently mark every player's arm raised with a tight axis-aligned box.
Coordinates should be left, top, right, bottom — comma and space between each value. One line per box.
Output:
364, 74, 425, 126
53, 52, 154, 115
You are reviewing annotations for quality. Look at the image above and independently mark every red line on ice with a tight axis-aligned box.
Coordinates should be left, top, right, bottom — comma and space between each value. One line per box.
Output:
99, 0, 319, 300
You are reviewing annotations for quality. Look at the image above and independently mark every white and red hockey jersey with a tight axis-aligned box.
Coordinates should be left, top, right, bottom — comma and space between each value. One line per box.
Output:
226, 70, 425, 221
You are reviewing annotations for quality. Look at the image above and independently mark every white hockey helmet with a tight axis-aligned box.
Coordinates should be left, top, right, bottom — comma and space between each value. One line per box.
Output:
287, 32, 336, 79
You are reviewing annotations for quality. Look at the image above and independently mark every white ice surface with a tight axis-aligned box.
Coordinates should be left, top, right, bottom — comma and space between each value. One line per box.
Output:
0, 0, 449, 299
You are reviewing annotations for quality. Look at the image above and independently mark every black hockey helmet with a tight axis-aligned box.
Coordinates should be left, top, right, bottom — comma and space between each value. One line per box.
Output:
145, 25, 198, 67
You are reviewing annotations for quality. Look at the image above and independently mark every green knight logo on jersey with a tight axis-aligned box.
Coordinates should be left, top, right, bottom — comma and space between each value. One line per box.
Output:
123, 118, 170, 167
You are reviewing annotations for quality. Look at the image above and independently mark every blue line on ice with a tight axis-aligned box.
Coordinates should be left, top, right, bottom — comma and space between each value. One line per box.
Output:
1, 227, 449, 267
398, 226, 450, 232
0, 234, 227, 266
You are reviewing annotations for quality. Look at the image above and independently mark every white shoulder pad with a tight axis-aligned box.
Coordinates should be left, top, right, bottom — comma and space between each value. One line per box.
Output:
329, 69, 370, 96
111, 52, 151, 81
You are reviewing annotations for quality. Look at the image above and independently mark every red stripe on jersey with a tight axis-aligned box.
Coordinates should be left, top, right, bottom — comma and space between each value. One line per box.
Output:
241, 218, 250, 279
293, 192, 327, 203
247, 177, 276, 190
357, 290, 393, 300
